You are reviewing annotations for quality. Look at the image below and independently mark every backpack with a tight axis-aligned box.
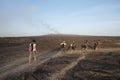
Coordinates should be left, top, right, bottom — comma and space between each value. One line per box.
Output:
31, 43, 33, 51
61, 43, 65, 48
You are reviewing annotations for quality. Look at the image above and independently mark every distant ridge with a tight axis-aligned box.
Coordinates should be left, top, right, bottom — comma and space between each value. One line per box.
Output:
0, 34, 120, 38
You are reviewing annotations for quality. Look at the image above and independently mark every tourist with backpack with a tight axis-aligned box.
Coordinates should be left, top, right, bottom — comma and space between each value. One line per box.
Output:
70, 41, 76, 51
81, 41, 86, 51
93, 40, 97, 50
29, 40, 37, 64
60, 41, 67, 53
97, 40, 101, 49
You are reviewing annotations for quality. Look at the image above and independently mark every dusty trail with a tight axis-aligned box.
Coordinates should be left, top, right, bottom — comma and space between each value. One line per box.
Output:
47, 48, 120, 80
0, 48, 120, 80
0, 50, 60, 80
47, 55, 85, 80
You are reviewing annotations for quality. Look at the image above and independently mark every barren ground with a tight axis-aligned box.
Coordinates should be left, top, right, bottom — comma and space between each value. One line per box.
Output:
0, 35, 120, 80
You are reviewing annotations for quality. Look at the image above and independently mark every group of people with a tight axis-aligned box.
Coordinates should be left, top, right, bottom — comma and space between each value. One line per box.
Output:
28, 39, 101, 64
60, 41, 76, 53
60, 40, 101, 52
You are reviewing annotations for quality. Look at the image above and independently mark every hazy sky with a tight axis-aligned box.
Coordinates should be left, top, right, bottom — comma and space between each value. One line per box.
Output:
0, 0, 120, 37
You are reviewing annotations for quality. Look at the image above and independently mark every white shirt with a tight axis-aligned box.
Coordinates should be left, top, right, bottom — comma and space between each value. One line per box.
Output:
29, 43, 37, 52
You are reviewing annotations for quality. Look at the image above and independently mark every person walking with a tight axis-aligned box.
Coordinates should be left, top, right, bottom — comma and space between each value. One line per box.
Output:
29, 40, 37, 64
60, 41, 67, 53
85, 40, 89, 50
93, 40, 97, 50
81, 41, 86, 51
97, 40, 101, 49
71, 41, 76, 51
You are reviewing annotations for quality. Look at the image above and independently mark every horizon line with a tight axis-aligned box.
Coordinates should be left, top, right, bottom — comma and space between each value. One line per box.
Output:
0, 34, 120, 38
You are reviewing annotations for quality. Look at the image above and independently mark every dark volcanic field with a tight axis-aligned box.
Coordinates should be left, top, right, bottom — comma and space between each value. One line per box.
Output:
10, 50, 120, 80
0, 34, 120, 67
0, 34, 120, 80
13, 54, 81, 80
62, 51, 120, 80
